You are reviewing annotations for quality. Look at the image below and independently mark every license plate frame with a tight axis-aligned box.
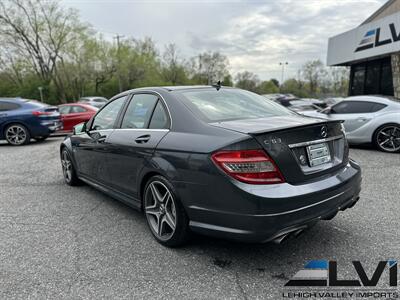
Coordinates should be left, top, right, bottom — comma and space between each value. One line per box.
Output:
306, 142, 331, 167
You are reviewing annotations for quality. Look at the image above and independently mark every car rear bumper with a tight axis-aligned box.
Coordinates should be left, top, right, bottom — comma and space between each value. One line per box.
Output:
30, 120, 63, 136
181, 160, 361, 243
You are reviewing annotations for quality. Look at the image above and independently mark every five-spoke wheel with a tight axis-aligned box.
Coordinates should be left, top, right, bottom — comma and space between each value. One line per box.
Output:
144, 176, 189, 246
374, 124, 400, 153
61, 149, 81, 185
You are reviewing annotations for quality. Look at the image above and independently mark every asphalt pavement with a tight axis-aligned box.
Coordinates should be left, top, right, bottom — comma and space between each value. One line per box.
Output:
0, 137, 399, 299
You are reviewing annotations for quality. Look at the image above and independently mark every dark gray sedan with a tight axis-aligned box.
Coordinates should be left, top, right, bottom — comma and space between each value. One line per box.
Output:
60, 86, 361, 247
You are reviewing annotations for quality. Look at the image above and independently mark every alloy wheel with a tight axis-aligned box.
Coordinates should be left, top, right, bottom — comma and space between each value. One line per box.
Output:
376, 125, 400, 152
144, 181, 177, 241
6, 125, 27, 145
61, 150, 73, 183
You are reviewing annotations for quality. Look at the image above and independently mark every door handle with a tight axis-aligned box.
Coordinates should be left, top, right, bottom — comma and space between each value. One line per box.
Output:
356, 117, 367, 122
135, 134, 151, 144
97, 136, 107, 143
0, 113, 7, 117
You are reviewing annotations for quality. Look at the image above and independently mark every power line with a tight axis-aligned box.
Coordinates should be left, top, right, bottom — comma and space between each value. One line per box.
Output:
114, 34, 125, 93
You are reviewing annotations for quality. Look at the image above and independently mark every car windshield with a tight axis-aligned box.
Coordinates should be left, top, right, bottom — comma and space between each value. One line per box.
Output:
178, 89, 292, 122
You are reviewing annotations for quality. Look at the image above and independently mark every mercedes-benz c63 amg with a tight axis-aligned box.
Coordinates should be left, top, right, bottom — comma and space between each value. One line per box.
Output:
60, 86, 361, 247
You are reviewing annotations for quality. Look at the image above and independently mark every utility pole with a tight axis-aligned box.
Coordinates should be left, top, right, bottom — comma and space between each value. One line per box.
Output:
279, 62, 288, 92
38, 86, 43, 102
114, 34, 124, 93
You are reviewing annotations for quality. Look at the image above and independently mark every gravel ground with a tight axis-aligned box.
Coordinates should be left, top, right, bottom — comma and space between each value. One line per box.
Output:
0, 137, 399, 299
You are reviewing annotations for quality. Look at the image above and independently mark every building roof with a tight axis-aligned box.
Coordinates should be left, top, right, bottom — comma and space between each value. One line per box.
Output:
360, 0, 398, 25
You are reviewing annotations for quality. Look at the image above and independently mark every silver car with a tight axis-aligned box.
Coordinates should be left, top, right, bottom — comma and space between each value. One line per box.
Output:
78, 96, 108, 108
302, 96, 400, 153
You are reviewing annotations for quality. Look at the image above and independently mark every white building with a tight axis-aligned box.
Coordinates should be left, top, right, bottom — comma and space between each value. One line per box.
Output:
327, 0, 400, 99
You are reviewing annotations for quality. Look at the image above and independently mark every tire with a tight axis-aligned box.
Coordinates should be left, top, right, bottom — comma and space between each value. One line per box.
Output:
4, 123, 30, 146
143, 175, 190, 247
60, 148, 82, 186
34, 136, 49, 142
373, 123, 400, 153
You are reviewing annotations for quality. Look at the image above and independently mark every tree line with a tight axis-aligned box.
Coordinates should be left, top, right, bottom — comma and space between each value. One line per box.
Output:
0, 0, 349, 105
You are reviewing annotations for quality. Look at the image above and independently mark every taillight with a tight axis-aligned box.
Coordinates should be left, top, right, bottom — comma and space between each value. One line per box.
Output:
211, 149, 285, 184
32, 111, 51, 116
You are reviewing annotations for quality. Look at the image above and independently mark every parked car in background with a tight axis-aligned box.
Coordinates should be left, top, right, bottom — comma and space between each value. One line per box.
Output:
262, 93, 286, 101
78, 96, 108, 108
286, 100, 321, 113
0, 98, 61, 145
60, 86, 361, 247
323, 97, 344, 106
58, 103, 98, 132
301, 98, 328, 109
302, 96, 400, 153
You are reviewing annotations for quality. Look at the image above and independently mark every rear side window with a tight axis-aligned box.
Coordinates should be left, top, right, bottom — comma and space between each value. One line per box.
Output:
0, 102, 21, 111
331, 101, 386, 114
121, 94, 158, 129
370, 102, 387, 112
59, 106, 71, 114
70, 106, 87, 113
149, 101, 169, 129
179, 89, 292, 122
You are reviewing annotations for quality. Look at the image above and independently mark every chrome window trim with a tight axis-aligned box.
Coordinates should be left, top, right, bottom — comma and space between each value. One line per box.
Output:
288, 134, 343, 149
113, 128, 169, 132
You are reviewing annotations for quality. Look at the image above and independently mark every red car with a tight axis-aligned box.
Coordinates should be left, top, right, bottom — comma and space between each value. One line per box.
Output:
58, 103, 98, 132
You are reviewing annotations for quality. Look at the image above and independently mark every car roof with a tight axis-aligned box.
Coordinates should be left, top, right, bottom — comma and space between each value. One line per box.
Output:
59, 103, 97, 109
110, 85, 237, 100
80, 96, 108, 100
0, 97, 34, 102
344, 95, 400, 105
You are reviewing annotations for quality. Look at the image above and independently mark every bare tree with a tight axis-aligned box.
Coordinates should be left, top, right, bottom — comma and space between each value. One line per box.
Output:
235, 71, 260, 92
162, 43, 183, 85
0, 0, 87, 101
301, 60, 327, 95
189, 51, 229, 84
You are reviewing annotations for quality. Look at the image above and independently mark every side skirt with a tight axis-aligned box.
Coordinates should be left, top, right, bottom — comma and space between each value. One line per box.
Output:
78, 174, 142, 211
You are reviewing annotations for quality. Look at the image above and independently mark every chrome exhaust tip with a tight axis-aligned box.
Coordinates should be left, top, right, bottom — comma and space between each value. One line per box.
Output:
272, 233, 290, 244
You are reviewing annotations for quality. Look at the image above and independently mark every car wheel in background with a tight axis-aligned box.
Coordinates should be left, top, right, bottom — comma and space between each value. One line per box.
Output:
61, 149, 82, 186
373, 123, 400, 153
144, 175, 190, 247
34, 136, 49, 142
5, 124, 30, 146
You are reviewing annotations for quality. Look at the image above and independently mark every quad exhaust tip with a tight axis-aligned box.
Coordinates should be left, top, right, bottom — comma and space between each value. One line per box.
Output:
272, 228, 305, 244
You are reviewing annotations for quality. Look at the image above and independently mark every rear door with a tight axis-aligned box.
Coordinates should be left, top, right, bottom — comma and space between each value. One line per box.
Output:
73, 96, 127, 182
62, 105, 90, 131
0, 101, 21, 128
106, 93, 170, 199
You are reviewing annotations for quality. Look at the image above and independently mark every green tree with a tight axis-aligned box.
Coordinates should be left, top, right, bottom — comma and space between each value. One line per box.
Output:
256, 80, 279, 94
234, 71, 259, 92
0, 0, 88, 102
188, 51, 230, 84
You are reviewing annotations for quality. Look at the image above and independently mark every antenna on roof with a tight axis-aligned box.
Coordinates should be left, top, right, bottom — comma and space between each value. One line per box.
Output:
211, 80, 222, 91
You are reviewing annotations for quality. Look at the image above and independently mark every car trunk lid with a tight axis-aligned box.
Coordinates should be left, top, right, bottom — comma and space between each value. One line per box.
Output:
210, 116, 348, 184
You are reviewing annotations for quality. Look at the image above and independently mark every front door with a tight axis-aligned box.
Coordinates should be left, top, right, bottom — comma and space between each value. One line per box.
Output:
73, 96, 127, 183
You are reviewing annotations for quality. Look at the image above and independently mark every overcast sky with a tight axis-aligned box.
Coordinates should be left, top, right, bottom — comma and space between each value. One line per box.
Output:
63, 0, 387, 81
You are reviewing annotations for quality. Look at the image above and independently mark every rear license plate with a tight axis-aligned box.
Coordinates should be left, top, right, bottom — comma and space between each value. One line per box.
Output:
306, 143, 331, 167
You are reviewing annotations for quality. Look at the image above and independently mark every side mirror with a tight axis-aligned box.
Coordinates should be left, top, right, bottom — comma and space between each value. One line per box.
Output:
321, 107, 331, 114
73, 122, 87, 135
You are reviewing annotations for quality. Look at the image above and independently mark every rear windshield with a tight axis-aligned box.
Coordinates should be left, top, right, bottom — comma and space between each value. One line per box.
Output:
23, 100, 49, 109
178, 89, 292, 122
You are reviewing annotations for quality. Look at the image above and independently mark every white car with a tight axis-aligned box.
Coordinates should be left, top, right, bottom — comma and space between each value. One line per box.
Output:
78, 96, 108, 108
301, 96, 400, 153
